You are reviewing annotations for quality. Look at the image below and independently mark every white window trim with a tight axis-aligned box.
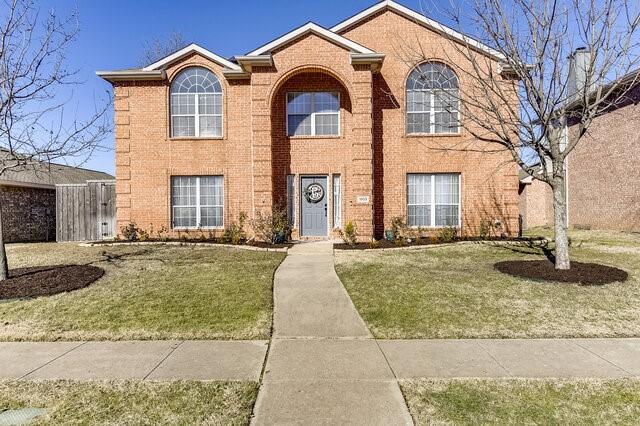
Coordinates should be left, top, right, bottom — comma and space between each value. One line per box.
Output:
171, 93, 223, 139
333, 174, 342, 229
171, 176, 224, 230
286, 92, 341, 137
406, 89, 460, 135
287, 174, 296, 229
407, 174, 461, 228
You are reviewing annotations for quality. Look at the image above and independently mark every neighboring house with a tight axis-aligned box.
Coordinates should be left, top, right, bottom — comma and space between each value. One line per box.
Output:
0, 151, 114, 243
97, 0, 520, 240
566, 71, 640, 232
519, 166, 553, 230
520, 69, 640, 232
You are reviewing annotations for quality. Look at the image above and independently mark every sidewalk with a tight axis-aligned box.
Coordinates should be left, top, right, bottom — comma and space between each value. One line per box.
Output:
1, 338, 639, 381
0, 340, 267, 381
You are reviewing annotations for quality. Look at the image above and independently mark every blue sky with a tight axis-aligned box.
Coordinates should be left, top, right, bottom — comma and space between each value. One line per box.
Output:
34, 0, 444, 175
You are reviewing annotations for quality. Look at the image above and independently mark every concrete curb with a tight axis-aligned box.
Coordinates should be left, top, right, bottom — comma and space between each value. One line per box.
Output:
334, 238, 550, 252
78, 241, 289, 253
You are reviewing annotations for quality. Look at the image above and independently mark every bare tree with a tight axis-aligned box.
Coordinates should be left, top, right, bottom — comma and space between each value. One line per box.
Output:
139, 31, 187, 67
398, 0, 640, 269
0, 0, 111, 281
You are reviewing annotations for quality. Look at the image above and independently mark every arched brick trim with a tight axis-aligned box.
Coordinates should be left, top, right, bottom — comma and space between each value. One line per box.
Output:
267, 64, 354, 107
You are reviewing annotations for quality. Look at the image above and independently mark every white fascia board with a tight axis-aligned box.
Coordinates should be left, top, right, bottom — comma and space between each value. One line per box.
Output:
95, 70, 166, 82
0, 179, 55, 190
142, 43, 242, 71
247, 22, 374, 56
331, 0, 505, 62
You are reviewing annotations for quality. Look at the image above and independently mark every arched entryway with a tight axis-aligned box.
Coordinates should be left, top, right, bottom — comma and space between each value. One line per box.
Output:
269, 68, 353, 238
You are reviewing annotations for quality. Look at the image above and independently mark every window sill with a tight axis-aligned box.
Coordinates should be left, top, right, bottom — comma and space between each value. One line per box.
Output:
172, 227, 224, 231
287, 135, 343, 140
170, 137, 224, 141
404, 133, 462, 138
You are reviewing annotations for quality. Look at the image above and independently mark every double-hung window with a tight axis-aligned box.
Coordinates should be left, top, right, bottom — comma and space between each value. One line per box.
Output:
407, 174, 460, 227
171, 176, 223, 228
406, 62, 460, 134
170, 67, 223, 138
287, 92, 340, 136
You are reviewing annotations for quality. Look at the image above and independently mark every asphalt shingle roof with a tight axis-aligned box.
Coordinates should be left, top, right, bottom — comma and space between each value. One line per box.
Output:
0, 150, 113, 187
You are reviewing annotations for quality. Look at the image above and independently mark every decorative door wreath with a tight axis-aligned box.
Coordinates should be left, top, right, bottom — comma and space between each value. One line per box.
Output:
304, 183, 325, 203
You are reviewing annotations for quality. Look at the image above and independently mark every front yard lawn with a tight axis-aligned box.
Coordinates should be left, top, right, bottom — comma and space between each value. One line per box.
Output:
0, 243, 285, 341
0, 380, 257, 425
335, 230, 639, 338
401, 378, 640, 425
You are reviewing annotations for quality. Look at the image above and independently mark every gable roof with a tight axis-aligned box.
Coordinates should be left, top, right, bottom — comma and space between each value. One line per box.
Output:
0, 150, 113, 189
247, 22, 375, 56
143, 43, 242, 71
330, 0, 505, 61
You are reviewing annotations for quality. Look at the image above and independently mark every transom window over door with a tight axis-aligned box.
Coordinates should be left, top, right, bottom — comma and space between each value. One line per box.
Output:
287, 92, 340, 136
406, 62, 460, 134
170, 67, 222, 138
171, 176, 223, 228
407, 174, 460, 227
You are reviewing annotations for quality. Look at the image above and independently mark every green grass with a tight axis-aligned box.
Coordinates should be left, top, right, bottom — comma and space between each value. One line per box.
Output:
335, 230, 639, 338
0, 243, 285, 341
401, 379, 640, 425
0, 380, 257, 425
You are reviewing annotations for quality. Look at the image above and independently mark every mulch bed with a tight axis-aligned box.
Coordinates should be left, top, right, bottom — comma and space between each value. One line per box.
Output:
334, 236, 543, 250
0, 265, 104, 300
494, 260, 628, 285
91, 239, 293, 249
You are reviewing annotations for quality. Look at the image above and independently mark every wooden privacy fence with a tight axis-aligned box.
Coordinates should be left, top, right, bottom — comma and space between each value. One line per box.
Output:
56, 180, 116, 242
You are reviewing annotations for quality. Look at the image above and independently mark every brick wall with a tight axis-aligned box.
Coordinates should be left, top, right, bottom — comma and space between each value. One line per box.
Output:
0, 185, 56, 243
519, 180, 553, 229
340, 9, 520, 236
567, 87, 640, 232
113, 8, 520, 240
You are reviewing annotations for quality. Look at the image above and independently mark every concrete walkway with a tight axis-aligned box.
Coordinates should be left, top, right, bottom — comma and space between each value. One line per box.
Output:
0, 340, 267, 381
252, 242, 413, 425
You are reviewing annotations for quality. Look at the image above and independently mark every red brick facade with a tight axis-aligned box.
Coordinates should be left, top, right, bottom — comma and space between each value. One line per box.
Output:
567, 85, 640, 232
105, 4, 520, 241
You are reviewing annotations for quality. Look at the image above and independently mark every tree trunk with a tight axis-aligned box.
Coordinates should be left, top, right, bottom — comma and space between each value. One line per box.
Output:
552, 174, 570, 270
0, 206, 8, 281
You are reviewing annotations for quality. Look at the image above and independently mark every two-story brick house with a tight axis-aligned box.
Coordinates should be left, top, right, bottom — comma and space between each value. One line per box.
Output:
98, 0, 519, 241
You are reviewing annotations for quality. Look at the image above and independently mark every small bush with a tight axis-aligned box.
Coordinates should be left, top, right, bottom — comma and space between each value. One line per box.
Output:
368, 239, 381, 249
437, 226, 458, 243
121, 223, 144, 242
253, 205, 291, 244
479, 220, 492, 239
340, 221, 358, 246
223, 212, 247, 245
391, 216, 409, 241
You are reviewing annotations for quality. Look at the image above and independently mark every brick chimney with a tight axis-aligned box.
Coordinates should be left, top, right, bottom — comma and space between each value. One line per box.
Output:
567, 47, 592, 104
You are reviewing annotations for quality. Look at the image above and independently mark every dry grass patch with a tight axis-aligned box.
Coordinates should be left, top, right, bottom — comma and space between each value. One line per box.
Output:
0, 380, 257, 425
335, 231, 639, 338
0, 243, 285, 341
401, 378, 640, 425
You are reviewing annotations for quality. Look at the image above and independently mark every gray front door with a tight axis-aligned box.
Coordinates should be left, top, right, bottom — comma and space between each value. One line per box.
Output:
300, 176, 328, 236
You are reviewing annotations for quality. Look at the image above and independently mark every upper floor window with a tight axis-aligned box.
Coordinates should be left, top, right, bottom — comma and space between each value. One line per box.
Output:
287, 92, 340, 136
170, 67, 222, 138
406, 62, 459, 135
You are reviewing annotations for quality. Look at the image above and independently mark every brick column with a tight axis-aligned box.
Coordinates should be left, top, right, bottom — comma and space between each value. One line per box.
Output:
114, 85, 131, 233
250, 70, 274, 223
348, 65, 374, 240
